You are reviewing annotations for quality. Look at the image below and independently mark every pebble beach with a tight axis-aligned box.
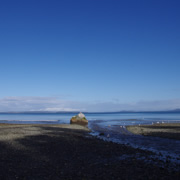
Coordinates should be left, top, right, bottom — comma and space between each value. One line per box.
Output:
0, 123, 179, 179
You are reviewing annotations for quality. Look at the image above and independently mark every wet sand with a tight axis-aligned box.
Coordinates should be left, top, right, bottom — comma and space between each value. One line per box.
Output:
126, 123, 180, 140
0, 123, 179, 179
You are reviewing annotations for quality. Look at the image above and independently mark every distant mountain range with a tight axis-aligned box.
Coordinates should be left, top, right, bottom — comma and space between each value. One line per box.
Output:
0, 109, 180, 114
172, 109, 180, 112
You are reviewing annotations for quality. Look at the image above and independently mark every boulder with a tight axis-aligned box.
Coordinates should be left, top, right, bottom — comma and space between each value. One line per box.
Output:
70, 112, 88, 125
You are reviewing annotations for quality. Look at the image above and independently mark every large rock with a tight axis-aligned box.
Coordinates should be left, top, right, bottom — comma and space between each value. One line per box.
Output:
70, 112, 88, 125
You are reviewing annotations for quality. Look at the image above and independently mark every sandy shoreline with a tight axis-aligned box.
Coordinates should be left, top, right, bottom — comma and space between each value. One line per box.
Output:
0, 123, 179, 179
126, 123, 180, 140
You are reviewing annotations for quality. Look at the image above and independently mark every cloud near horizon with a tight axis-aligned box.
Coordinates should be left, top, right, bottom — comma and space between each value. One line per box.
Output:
0, 96, 180, 112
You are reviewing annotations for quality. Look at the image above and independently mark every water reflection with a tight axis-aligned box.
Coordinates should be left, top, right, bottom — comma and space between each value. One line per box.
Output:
89, 119, 180, 170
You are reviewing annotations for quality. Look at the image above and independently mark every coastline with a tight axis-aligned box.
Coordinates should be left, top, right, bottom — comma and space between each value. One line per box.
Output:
0, 123, 179, 179
126, 123, 180, 140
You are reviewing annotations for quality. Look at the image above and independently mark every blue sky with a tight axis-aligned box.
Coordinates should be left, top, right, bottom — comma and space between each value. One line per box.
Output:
0, 0, 180, 112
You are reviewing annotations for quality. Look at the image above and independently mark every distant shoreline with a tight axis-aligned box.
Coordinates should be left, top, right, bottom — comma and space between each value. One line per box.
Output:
0, 109, 180, 114
126, 123, 180, 140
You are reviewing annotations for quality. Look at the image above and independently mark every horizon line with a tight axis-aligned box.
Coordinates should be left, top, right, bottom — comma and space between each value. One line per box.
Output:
0, 109, 180, 114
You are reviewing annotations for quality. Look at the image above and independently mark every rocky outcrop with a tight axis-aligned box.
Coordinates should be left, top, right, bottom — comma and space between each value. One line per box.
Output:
70, 112, 88, 125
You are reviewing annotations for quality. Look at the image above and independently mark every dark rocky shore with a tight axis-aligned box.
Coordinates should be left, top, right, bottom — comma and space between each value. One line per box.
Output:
126, 123, 180, 140
0, 124, 179, 180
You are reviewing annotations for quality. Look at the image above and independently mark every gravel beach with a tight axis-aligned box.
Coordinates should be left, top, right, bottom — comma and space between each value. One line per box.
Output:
126, 123, 180, 140
0, 123, 179, 180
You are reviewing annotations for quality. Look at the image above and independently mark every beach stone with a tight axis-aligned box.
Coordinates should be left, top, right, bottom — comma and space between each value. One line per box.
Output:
99, 132, 105, 136
70, 112, 88, 125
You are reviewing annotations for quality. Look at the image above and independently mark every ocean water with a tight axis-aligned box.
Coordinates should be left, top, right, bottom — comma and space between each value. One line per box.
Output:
0, 112, 180, 168
0, 112, 180, 125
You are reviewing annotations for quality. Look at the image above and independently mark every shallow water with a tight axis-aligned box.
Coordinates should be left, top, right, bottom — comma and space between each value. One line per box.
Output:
89, 119, 180, 170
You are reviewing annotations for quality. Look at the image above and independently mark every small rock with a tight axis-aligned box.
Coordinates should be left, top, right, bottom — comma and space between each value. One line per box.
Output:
70, 112, 88, 125
99, 132, 105, 136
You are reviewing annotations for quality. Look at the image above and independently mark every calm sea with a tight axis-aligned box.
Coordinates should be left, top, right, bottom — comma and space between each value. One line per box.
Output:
0, 112, 180, 125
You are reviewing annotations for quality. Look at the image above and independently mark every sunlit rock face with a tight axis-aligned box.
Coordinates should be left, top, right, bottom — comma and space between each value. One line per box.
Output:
77, 112, 85, 118
70, 112, 88, 125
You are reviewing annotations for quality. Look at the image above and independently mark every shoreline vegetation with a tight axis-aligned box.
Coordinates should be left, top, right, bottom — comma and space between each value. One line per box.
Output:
0, 123, 179, 179
126, 123, 180, 140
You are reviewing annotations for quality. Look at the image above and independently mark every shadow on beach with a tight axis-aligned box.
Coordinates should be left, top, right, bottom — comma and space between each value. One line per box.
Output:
0, 124, 179, 179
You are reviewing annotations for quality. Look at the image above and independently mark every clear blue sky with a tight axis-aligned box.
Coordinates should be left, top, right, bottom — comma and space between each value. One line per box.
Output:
0, 0, 180, 111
